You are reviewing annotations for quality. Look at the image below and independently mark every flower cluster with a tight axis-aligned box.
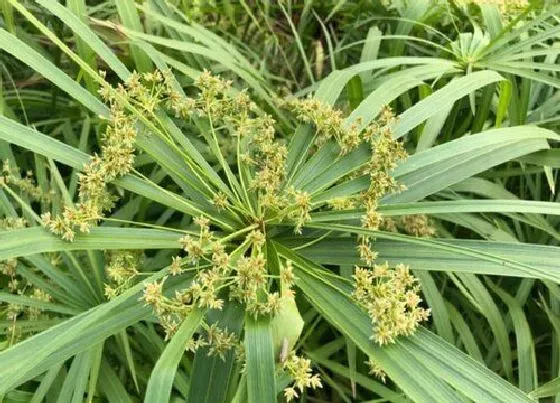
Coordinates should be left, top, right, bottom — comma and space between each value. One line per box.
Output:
142, 277, 187, 340
1, 160, 52, 202
358, 108, 407, 265
282, 97, 362, 154
284, 100, 407, 261
195, 71, 254, 120
1, 218, 51, 347
327, 197, 357, 211
1, 262, 52, 346
0, 217, 27, 230
283, 353, 323, 402
353, 264, 430, 345
381, 214, 436, 237
143, 219, 297, 339
27, 289, 51, 321
288, 188, 312, 234
192, 71, 289, 211
142, 228, 219, 340
1, 258, 18, 293
250, 116, 288, 208
42, 71, 175, 241
185, 322, 241, 361
366, 357, 387, 383
104, 251, 141, 299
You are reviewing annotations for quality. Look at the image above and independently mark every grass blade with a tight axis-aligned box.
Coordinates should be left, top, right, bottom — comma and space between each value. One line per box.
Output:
245, 315, 277, 403
145, 308, 205, 402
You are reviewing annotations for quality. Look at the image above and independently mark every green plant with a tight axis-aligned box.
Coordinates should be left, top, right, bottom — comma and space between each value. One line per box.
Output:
1, 1, 560, 402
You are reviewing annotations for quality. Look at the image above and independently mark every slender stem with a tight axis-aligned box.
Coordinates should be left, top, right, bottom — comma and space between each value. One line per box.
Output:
100, 217, 197, 234
130, 170, 238, 231
236, 132, 256, 217
219, 223, 259, 244
206, 103, 244, 207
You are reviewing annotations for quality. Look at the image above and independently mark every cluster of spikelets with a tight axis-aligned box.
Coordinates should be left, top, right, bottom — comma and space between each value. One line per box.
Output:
2, 286, 51, 346
381, 214, 436, 238
41, 71, 179, 241
283, 353, 323, 401
143, 217, 297, 340
366, 357, 388, 383
104, 251, 141, 299
39, 69, 313, 241
0, 218, 51, 347
0, 160, 52, 203
282, 98, 362, 154
283, 100, 408, 260
353, 263, 430, 382
183, 221, 267, 315
0, 164, 56, 347
186, 322, 243, 361
354, 263, 430, 345
363, 213, 434, 382
191, 71, 291, 214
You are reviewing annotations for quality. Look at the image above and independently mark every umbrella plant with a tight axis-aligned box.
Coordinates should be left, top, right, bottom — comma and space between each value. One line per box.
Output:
1, 0, 560, 402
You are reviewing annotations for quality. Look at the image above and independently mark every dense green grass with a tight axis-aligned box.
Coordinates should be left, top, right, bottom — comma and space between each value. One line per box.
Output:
1, 0, 560, 402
